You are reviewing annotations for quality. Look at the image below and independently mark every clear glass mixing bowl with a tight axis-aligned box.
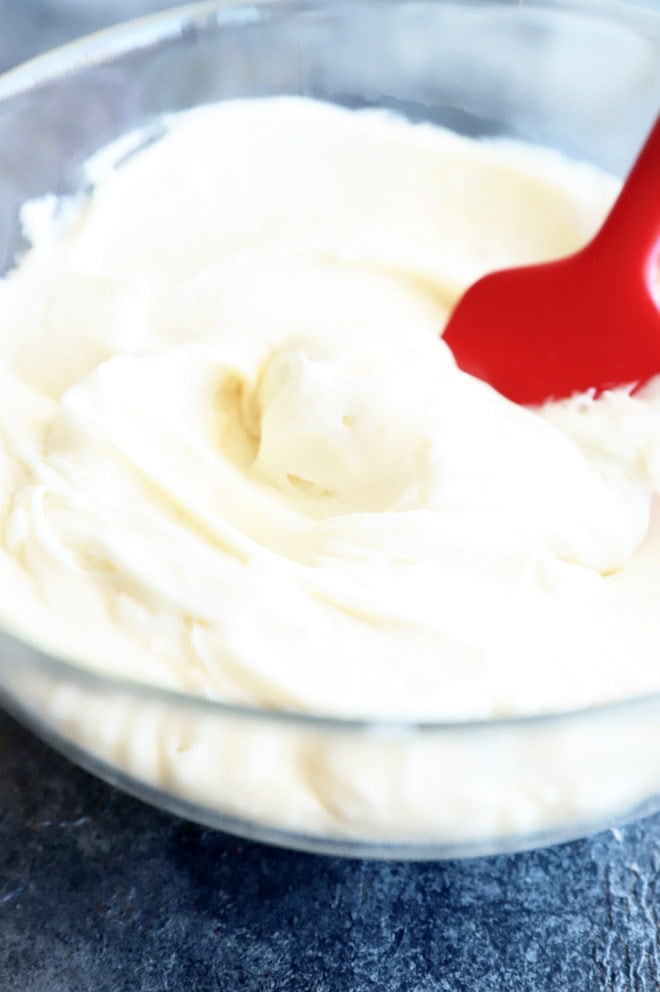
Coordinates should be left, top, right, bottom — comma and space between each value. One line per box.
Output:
0, 0, 659, 860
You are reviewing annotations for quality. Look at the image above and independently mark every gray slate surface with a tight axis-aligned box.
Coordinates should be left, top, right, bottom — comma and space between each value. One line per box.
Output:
1, 3, 660, 991
2, 708, 660, 992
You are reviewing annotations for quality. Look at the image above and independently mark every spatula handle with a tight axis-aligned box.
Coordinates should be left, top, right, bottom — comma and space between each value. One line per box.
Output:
596, 114, 660, 287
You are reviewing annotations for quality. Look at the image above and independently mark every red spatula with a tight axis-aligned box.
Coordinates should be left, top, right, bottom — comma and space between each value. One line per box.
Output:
443, 116, 660, 406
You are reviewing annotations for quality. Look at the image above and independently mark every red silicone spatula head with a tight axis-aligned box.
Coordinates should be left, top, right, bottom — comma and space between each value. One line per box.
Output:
442, 115, 660, 406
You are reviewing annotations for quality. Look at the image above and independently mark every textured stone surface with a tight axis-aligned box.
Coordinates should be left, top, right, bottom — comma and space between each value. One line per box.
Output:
2, 3, 660, 990
2, 709, 660, 992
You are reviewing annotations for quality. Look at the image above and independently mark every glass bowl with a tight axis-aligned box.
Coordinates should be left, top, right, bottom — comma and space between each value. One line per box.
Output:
1, 0, 660, 861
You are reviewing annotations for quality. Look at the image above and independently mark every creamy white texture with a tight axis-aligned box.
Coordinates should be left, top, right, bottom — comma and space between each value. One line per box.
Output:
1, 96, 660, 727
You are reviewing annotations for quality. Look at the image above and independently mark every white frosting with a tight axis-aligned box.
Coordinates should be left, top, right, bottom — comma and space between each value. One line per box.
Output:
2, 98, 660, 723
2, 97, 660, 846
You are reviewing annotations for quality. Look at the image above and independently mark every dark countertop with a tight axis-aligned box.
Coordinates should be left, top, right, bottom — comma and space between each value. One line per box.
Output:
1, 4, 660, 991
2, 707, 660, 992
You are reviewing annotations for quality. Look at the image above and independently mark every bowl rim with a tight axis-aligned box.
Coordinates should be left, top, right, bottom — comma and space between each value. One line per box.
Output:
1, 0, 660, 102
1, 0, 660, 735
3, 622, 660, 733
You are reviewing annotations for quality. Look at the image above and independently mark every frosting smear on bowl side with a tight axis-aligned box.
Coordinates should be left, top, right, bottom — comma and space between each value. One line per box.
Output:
1, 96, 660, 721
